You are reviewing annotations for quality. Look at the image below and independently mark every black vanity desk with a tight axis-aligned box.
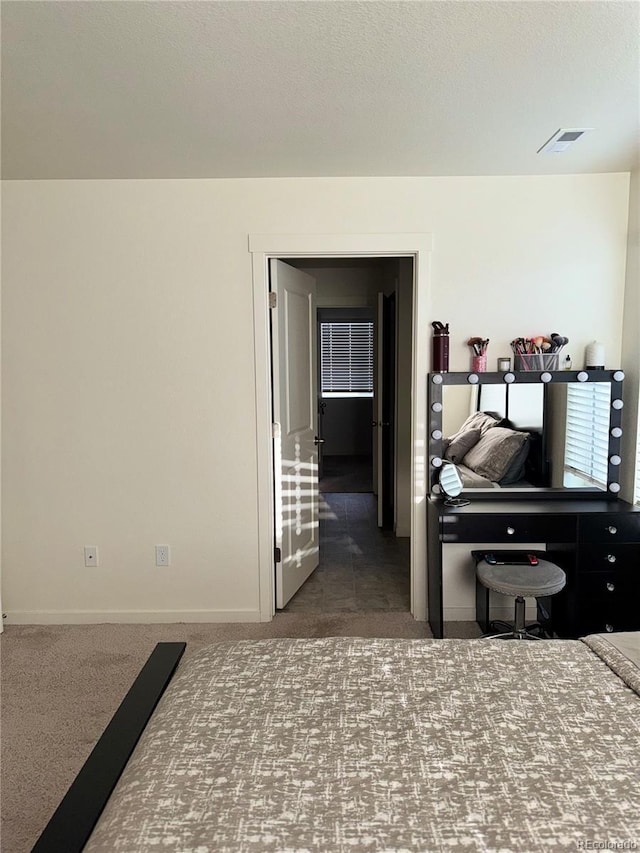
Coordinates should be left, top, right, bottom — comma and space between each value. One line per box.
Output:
427, 496, 640, 639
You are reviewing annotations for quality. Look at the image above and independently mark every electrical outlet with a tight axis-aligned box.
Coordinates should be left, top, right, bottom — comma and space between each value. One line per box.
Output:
84, 546, 99, 567
155, 545, 170, 567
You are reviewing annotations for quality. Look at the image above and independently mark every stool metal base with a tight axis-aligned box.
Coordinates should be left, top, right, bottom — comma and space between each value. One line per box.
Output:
480, 595, 547, 641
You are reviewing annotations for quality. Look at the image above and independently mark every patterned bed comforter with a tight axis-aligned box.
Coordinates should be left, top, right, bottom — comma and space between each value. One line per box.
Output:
85, 634, 640, 853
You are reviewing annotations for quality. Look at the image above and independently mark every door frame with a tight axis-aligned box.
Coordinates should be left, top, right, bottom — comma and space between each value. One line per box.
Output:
250, 233, 433, 621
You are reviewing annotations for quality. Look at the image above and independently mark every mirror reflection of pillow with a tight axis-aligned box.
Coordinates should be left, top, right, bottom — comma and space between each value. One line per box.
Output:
448, 411, 503, 442
499, 438, 531, 485
444, 427, 482, 464
462, 427, 529, 482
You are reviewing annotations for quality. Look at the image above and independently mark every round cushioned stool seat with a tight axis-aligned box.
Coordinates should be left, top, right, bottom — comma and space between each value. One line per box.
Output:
476, 558, 566, 598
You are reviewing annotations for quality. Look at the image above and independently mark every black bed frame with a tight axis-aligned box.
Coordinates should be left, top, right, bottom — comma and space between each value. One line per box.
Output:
31, 642, 186, 853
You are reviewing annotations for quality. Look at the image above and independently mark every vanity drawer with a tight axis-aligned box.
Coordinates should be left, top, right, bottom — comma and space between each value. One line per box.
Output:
578, 514, 640, 544
579, 571, 623, 604
577, 544, 640, 573
577, 570, 640, 634
444, 513, 575, 544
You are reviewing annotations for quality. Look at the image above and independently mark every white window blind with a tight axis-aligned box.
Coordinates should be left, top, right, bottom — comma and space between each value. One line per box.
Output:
320, 321, 374, 396
564, 382, 610, 488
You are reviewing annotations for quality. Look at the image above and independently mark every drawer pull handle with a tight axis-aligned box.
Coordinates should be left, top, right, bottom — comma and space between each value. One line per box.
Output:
607, 525, 618, 535
606, 582, 615, 592
605, 624, 614, 633
506, 526, 515, 535
606, 554, 617, 563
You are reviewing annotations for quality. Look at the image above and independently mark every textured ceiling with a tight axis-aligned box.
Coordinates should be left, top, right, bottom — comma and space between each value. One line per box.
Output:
1, 0, 638, 180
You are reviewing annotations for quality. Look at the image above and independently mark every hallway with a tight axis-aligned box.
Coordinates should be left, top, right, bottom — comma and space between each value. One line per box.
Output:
282, 492, 410, 613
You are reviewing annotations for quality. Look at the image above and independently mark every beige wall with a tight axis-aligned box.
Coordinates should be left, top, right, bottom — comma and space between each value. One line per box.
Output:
1, 174, 632, 622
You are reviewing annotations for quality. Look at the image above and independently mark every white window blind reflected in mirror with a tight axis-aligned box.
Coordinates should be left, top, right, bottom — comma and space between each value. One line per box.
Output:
564, 382, 611, 489
320, 321, 374, 398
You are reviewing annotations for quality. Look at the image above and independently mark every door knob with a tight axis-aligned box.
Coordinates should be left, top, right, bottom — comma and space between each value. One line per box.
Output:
371, 421, 378, 427
314, 436, 325, 445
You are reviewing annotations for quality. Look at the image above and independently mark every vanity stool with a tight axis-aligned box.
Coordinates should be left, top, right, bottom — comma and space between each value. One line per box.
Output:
472, 551, 566, 640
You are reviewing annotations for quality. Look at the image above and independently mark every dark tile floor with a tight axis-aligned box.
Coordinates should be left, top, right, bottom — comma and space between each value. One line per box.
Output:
319, 455, 373, 493
282, 492, 410, 613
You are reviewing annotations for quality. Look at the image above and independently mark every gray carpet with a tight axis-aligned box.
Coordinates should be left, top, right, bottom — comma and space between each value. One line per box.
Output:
0, 615, 480, 852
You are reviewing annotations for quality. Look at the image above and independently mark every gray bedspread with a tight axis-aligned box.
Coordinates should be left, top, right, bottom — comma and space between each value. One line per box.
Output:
85, 635, 640, 852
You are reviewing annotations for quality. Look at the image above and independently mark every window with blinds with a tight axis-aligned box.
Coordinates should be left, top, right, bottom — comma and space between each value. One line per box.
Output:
320, 321, 374, 397
564, 382, 611, 489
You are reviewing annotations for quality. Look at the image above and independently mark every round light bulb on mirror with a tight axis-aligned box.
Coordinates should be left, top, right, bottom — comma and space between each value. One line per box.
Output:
431, 402, 443, 413
431, 456, 443, 468
611, 426, 623, 438
503, 372, 515, 383
608, 482, 621, 494
577, 371, 589, 382
612, 399, 624, 410
431, 373, 443, 384
540, 372, 552, 383
467, 373, 479, 384
431, 429, 443, 440
613, 371, 625, 382
609, 455, 621, 466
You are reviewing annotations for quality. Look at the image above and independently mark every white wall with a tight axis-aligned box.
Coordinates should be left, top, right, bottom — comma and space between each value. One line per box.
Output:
1, 174, 631, 622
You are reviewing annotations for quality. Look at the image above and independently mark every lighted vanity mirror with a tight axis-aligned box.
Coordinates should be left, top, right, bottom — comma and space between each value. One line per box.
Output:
428, 370, 624, 497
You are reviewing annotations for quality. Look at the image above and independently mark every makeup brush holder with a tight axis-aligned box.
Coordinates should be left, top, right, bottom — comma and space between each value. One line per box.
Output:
514, 353, 559, 371
472, 354, 487, 372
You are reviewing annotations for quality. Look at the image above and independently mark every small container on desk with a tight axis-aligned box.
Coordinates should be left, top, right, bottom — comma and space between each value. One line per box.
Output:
514, 353, 559, 371
472, 354, 487, 372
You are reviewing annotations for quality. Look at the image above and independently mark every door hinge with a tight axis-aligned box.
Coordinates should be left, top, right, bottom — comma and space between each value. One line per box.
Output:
269, 291, 277, 309
274, 547, 282, 563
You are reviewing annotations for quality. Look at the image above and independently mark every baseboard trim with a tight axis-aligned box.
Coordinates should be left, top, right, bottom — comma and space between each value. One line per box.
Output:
444, 605, 538, 622
3, 609, 263, 625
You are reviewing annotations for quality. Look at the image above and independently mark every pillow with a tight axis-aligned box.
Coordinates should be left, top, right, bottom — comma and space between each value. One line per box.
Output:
448, 411, 503, 443
444, 427, 482, 464
498, 436, 530, 485
462, 427, 529, 483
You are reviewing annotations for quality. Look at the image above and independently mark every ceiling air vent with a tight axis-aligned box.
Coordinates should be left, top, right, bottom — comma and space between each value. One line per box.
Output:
537, 128, 592, 154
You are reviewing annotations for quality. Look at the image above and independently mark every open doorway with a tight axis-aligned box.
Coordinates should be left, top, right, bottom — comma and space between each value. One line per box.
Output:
249, 230, 433, 624
273, 256, 413, 613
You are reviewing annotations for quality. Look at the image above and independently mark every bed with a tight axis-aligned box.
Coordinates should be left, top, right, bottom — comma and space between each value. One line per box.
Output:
34, 633, 640, 852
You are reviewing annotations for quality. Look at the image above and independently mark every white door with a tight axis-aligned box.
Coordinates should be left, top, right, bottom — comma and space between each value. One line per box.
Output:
270, 259, 320, 608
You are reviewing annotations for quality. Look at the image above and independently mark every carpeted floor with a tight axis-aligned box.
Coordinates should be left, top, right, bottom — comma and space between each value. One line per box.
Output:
0, 614, 480, 852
